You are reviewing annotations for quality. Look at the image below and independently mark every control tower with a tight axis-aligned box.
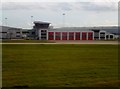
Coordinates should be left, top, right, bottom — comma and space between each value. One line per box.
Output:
33, 21, 50, 40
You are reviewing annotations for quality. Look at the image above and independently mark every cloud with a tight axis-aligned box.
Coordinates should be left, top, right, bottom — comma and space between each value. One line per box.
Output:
1, 0, 76, 2
1, 1, 118, 12
104, 20, 118, 26
1, 2, 45, 10
1, 2, 73, 11
49, 3, 73, 11
1, 0, 119, 2
77, 2, 118, 12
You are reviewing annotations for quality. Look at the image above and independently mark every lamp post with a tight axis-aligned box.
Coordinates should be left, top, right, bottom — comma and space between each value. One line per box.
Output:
31, 16, 34, 28
5, 17, 7, 26
62, 13, 65, 27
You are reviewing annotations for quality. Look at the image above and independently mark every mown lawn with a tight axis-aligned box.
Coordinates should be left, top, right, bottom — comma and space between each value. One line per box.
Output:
2, 44, 119, 87
2, 40, 55, 43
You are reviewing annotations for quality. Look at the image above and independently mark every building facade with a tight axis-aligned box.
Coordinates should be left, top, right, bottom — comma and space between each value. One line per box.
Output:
32, 21, 115, 40
0, 26, 22, 39
0, 21, 118, 40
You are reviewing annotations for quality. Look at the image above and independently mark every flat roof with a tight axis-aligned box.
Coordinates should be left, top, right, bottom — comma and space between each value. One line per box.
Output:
34, 21, 50, 24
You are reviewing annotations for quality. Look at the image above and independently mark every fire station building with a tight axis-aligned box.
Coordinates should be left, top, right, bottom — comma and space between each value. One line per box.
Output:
32, 21, 115, 40
1, 21, 117, 40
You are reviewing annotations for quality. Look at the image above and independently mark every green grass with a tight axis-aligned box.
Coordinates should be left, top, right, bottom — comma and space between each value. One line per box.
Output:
2, 44, 119, 87
2, 39, 118, 43
2, 40, 55, 43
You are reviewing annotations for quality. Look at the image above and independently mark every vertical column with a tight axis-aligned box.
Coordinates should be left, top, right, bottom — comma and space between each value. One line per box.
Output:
54, 32, 55, 40
99, 32, 100, 40
74, 32, 75, 40
113, 34, 115, 39
105, 32, 106, 40
80, 32, 82, 40
93, 32, 94, 40
60, 32, 62, 40
20, 30, 22, 39
47, 30, 48, 40
7, 31, 10, 39
86, 32, 88, 40
108, 34, 110, 40
39, 30, 41, 40
67, 32, 69, 40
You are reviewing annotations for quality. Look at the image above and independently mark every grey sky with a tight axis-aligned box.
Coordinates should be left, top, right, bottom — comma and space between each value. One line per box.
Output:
0, 0, 118, 28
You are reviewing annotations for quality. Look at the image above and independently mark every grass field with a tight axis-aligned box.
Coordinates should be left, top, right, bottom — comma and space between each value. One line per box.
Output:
2, 44, 119, 87
2, 39, 118, 43
2, 40, 55, 43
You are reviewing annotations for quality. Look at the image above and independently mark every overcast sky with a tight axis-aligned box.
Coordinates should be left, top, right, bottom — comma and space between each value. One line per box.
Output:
0, 0, 119, 28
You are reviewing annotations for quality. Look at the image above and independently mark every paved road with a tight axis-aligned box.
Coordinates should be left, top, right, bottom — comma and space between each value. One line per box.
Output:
1, 41, 119, 45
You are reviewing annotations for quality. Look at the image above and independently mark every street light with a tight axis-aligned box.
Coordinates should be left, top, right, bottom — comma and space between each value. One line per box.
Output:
31, 16, 34, 28
5, 17, 8, 26
62, 13, 65, 27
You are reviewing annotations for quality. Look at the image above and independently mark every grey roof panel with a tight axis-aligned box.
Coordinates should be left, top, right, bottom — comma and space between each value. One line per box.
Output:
34, 21, 50, 24
0, 26, 22, 32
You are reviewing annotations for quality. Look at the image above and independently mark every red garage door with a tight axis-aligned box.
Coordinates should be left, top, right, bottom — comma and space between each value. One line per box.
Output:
75, 32, 80, 40
62, 32, 67, 40
48, 32, 54, 40
82, 32, 87, 40
88, 32, 93, 40
55, 32, 61, 40
69, 32, 74, 40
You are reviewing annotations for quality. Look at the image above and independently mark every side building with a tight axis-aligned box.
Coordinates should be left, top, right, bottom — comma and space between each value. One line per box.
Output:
0, 26, 22, 39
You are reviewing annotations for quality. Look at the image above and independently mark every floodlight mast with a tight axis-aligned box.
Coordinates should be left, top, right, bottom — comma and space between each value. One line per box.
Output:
5, 17, 8, 26
62, 13, 65, 27
31, 16, 34, 28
